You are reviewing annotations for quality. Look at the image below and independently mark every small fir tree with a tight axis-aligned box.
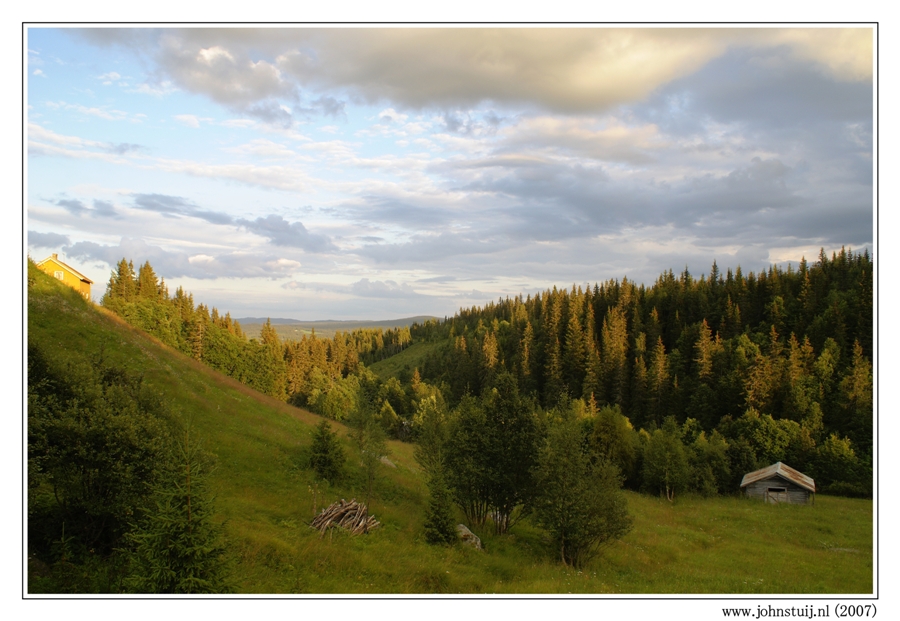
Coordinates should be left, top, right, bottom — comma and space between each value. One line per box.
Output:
124, 425, 230, 594
309, 419, 345, 482
423, 472, 457, 546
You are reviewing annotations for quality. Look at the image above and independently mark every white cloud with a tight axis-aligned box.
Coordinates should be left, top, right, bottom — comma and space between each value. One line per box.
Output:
45, 100, 129, 121
97, 71, 122, 84
221, 118, 256, 128
174, 114, 211, 128
129, 81, 177, 96
223, 138, 296, 159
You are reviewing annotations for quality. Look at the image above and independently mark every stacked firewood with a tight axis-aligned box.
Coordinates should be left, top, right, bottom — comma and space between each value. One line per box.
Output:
311, 499, 380, 536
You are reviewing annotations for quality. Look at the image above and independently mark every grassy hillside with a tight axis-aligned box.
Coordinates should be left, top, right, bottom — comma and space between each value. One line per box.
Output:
27, 264, 873, 594
367, 340, 443, 380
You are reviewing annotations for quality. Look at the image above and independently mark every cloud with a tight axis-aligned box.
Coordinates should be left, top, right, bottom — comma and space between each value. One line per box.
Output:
131, 193, 235, 225
92, 199, 118, 218
62, 237, 301, 280
30, 123, 312, 193
72, 28, 870, 122
55, 198, 87, 216
237, 215, 336, 252
129, 81, 177, 96
29, 230, 70, 248
45, 100, 129, 121
358, 231, 508, 265
174, 114, 207, 128
29, 123, 144, 155
223, 138, 295, 159
97, 71, 122, 84
33, 69, 46, 78
351, 278, 420, 299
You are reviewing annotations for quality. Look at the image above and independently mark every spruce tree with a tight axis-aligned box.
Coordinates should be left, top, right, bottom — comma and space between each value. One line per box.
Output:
309, 419, 345, 482
124, 425, 230, 594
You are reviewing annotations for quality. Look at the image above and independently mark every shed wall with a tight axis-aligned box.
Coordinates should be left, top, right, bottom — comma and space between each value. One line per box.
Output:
744, 477, 811, 504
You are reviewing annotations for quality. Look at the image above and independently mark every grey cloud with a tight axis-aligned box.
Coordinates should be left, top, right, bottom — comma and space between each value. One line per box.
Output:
193, 210, 235, 225
133, 192, 194, 214
313, 96, 346, 119
56, 198, 86, 216
106, 142, 143, 154
351, 278, 421, 299
358, 231, 509, 265
440, 110, 505, 136
63, 237, 299, 280
417, 275, 458, 283
132, 193, 234, 225
343, 196, 453, 230
237, 215, 336, 252
637, 48, 872, 137
29, 230, 70, 248
245, 101, 295, 128
92, 199, 118, 218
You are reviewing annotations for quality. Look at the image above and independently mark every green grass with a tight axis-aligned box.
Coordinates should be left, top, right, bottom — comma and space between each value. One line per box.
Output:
27, 264, 873, 594
367, 340, 443, 380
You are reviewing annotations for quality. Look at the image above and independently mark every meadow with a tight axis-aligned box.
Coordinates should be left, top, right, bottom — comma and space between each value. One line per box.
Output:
27, 269, 873, 595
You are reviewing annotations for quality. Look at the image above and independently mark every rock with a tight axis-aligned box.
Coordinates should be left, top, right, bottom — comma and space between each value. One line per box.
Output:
379, 456, 397, 468
456, 524, 482, 549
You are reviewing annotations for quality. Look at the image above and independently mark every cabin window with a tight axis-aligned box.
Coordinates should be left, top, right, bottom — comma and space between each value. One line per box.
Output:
54, 270, 64, 280
766, 487, 788, 503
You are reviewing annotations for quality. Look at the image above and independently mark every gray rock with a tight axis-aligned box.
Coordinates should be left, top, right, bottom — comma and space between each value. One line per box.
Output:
379, 456, 396, 468
456, 524, 482, 549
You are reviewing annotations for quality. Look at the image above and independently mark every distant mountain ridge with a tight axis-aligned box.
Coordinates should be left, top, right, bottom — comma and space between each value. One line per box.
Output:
236, 315, 439, 327
236, 315, 441, 340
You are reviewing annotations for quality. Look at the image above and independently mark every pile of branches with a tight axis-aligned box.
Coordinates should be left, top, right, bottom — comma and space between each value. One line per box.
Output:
311, 499, 380, 536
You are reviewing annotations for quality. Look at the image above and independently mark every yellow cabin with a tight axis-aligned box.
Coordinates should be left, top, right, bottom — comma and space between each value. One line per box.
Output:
36, 253, 93, 300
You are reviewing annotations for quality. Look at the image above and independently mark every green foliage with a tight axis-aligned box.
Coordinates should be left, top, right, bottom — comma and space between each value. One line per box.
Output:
642, 418, 691, 501
687, 430, 731, 496
413, 392, 457, 545
309, 420, 345, 482
124, 425, 230, 594
28, 260, 874, 593
411, 250, 872, 497
422, 473, 457, 546
444, 395, 491, 527
348, 391, 388, 509
28, 341, 172, 558
813, 433, 862, 493
590, 404, 639, 486
534, 414, 633, 568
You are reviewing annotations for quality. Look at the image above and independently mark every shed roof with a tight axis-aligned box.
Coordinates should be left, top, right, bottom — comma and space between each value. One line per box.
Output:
37, 254, 93, 284
740, 462, 815, 493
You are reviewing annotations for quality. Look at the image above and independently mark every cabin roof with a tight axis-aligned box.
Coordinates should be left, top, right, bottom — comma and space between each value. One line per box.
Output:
740, 461, 815, 493
37, 254, 93, 284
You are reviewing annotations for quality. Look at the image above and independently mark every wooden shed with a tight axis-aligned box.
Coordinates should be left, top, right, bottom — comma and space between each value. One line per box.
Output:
740, 462, 815, 504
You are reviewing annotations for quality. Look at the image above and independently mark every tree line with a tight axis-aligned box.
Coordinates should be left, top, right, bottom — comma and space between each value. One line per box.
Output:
99, 250, 872, 498
413, 248, 872, 496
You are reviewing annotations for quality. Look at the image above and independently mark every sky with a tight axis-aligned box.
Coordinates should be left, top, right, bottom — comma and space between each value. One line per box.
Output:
25, 26, 874, 321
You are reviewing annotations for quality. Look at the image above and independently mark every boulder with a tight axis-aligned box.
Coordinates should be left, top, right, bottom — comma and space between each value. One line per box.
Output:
379, 456, 397, 468
456, 524, 482, 549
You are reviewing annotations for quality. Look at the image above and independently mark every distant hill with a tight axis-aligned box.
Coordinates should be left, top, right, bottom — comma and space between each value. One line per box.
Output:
237, 315, 440, 340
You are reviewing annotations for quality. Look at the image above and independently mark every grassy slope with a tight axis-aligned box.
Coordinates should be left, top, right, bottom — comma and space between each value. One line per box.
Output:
367, 341, 443, 380
27, 265, 873, 594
